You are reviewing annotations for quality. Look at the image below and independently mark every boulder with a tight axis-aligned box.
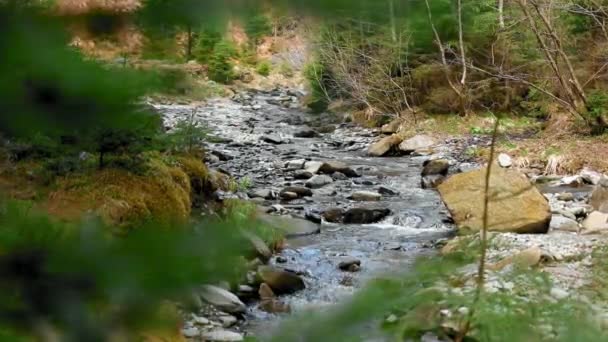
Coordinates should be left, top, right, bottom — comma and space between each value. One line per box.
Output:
422, 159, 450, 176
294, 170, 314, 180
200, 285, 246, 314
260, 135, 284, 144
343, 208, 391, 224
257, 266, 306, 294
285, 159, 306, 170
368, 134, 403, 157
304, 161, 324, 174
260, 215, 320, 237
497, 153, 512, 168
241, 230, 272, 262
581, 168, 603, 185
489, 247, 542, 271
323, 208, 345, 223
305, 175, 334, 189
582, 211, 608, 234
590, 177, 608, 213
294, 129, 318, 138
437, 167, 551, 234
280, 186, 312, 198
399, 134, 435, 154
550, 215, 579, 232
280, 191, 298, 200
248, 189, 276, 200
338, 257, 361, 272
381, 118, 403, 134
318, 161, 359, 178
421, 175, 446, 189
349, 191, 382, 201
258, 283, 275, 300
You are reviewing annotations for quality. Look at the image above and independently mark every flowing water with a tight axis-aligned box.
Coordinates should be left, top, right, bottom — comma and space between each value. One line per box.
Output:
157, 89, 456, 338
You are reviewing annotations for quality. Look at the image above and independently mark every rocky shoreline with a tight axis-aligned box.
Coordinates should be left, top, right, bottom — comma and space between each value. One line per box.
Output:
155, 88, 608, 341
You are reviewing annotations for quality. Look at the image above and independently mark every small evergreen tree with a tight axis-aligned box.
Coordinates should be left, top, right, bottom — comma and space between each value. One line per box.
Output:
207, 40, 238, 84
195, 28, 222, 63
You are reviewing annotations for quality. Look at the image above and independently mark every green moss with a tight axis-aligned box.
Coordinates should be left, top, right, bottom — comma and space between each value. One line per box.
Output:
41, 155, 219, 229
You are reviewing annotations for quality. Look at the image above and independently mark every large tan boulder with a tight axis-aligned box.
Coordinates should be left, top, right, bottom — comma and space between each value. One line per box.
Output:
368, 134, 403, 157
399, 134, 435, 154
437, 167, 551, 234
381, 118, 403, 134
590, 177, 608, 213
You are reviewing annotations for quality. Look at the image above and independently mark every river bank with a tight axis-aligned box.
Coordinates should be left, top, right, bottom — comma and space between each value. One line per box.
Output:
154, 87, 608, 341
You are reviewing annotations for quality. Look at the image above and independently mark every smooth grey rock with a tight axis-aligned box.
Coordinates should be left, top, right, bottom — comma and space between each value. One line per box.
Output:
399, 134, 436, 153
304, 161, 324, 174
219, 315, 237, 328
182, 327, 200, 338
581, 168, 603, 185
349, 191, 382, 201
248, 189, 276, 200
285, 159, 306, 170
200, 285, 246, 314
498, 153, 513, 168
550, 215, 579, 232
260, 215, 320, 237
305, 175, 333, 189
582, 211, 608, 234
201, 330, 244, 342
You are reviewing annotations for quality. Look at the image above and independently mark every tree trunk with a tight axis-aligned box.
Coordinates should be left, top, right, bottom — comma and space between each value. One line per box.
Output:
498, 0, 505, 29
389, 0, 397, 42
186, 24, 193, 61
457, 0, 467, 85
98, 151, 105, 170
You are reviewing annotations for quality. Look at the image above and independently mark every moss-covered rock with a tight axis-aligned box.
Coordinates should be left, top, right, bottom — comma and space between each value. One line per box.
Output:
42, 154, 225, 228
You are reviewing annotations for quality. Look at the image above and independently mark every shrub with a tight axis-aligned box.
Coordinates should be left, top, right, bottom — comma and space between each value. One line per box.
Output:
304, 61, 330, 113
165, 117, 209, 153
256, 60, 271, 77
586, 90, 608, 134
194, 28, 222, 64
278, 62, 294, 78
152, 67, 195, 95
207, 40, 238, 84
245, 14, 271, 46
